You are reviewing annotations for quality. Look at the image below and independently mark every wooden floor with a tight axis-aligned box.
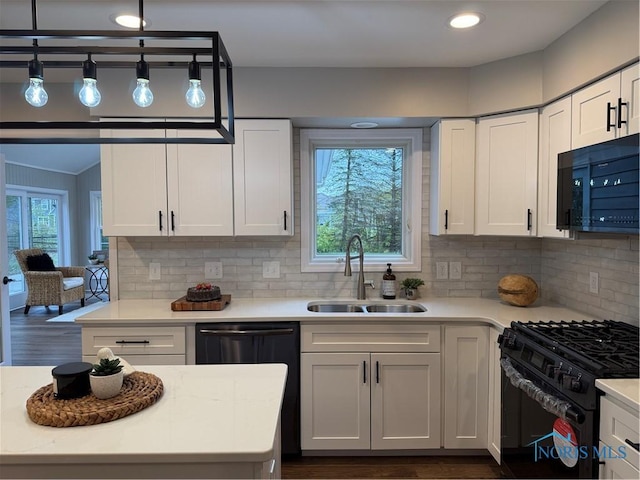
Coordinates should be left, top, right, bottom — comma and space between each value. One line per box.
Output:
9, 301, 502, 479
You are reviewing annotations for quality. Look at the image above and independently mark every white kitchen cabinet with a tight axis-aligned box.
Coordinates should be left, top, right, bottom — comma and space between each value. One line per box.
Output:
101, 127, 233, 236
430, 119, 476, 235
300, 323, 441, 451
598, 396, 639, 479
572, 63, 640, 148
233, 119, 294, 236
538, 97, 572, 239
487, 327, 501, 464
443, 325, 489, 449
81, 325, 187, 365
476, 110, 539, 236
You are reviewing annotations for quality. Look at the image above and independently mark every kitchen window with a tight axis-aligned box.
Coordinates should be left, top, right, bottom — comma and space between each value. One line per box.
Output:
300, 128, 422, 272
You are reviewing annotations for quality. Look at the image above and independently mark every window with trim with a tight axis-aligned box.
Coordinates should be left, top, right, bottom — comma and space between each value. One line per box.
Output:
90, 191, 108, 252
300, 128, 422, 273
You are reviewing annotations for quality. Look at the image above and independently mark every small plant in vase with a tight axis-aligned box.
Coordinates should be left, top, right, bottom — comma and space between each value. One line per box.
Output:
90, 358, 124, 399
401, 278, 425, 300
88, 254, 99, 265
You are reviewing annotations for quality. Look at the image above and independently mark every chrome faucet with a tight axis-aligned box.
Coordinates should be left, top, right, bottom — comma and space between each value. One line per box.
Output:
344, 234, 366, 300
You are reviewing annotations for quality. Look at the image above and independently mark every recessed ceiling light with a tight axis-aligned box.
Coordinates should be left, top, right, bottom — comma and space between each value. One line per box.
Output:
448, 12, 484, 29
350, 122, 379, 129
110, 14, 149, 29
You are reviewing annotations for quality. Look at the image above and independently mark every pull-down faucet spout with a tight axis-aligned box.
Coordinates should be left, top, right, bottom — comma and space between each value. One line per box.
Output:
344, 234, 366, 300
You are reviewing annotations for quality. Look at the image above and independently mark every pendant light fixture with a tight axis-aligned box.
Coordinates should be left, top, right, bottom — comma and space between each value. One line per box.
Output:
133, 54, 154, 107
78, 54, 101, 107
186, 54, 206, 109
25, 55, 48, 107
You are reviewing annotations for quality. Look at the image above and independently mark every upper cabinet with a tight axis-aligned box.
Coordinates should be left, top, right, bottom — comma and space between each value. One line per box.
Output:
476, 110, 539, 236
571, 63, 640, 148
101, 119, 293, 237
233, 119, 294, 236
538, 97, 572, 239
430, 119, 476, 235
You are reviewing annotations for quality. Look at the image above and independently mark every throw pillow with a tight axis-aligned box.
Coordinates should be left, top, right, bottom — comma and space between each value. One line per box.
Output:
26, 253, 56, 271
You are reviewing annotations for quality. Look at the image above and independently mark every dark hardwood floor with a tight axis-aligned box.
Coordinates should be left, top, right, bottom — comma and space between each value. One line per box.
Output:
9, 299, 501, 479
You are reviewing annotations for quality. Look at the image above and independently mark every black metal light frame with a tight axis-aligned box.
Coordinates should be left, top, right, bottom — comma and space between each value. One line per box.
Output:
0, 29, 234, 144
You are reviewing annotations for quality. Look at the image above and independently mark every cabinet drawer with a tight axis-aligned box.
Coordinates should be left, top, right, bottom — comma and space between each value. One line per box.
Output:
600, 397, 640, 470
301, 324, 440, 353
82, 354, 185, 365
82, 326, 186, 356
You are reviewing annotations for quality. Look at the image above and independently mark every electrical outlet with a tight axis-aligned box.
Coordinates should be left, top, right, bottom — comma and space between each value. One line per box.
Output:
205, 261, 223, 279
263, 261, 280, 279
149, 262, 161, 280
450, 261, 462, 280
589, 272, 599, 294
436, 261, 448, 280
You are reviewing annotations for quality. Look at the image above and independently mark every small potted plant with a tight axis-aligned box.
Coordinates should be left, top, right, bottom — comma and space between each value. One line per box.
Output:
90, 358, 124, 399
401, 278, 425, 300
88, 254, 99, 265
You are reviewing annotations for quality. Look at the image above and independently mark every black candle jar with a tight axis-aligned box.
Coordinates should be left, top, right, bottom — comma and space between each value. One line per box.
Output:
52, 362, 93, 399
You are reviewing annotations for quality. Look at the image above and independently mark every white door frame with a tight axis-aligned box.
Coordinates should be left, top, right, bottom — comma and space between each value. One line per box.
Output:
1, 153, 13, 365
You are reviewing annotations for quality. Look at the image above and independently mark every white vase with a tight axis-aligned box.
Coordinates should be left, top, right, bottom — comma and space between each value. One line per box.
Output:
90, 371, 124, 399
405, 288, 419, 300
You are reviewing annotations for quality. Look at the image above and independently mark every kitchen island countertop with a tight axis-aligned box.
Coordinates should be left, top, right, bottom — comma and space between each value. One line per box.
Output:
596, 378, 640, 412
0, 364, 287, 479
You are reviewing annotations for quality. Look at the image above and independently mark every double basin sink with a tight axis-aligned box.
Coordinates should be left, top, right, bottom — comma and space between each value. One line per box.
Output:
307, 300, 426, 314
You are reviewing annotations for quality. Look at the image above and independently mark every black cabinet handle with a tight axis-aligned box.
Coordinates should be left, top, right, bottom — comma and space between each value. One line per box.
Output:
158, 210, 163, 231
617, 97, 628, 129
606, 102, 616, 132
444, 209, 449, 230
363, 361, 367, 384
2, 276, 15, 285
115, 340, 150, 345
625, 439, 640, 452
376, 361, 380, 384
527, 209, 532, 231
283, 210, 287, 231
171, 211, 175, 231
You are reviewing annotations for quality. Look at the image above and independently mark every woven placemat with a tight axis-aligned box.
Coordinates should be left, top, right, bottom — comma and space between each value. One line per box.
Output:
26, 371, 163, 427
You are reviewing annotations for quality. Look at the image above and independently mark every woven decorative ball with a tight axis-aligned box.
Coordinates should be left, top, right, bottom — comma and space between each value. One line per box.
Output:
498, 274, 539, 307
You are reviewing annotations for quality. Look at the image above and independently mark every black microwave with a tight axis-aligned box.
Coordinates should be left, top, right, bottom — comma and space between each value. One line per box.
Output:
557, 133, 639, 234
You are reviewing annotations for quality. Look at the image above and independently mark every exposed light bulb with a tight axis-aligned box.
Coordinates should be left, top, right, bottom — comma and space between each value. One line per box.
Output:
78, 56, 101, 107
25, 58, 48, 107
132, 57, 153, 107
186, 57, 206, 108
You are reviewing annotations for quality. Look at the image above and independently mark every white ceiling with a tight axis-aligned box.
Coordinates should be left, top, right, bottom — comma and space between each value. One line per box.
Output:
0, 0, 611, 173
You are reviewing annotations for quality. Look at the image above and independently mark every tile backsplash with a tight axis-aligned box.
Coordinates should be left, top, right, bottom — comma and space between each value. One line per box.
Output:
114, 127, 639, 325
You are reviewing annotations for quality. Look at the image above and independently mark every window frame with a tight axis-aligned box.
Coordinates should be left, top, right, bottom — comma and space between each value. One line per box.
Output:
300, 128, 422, 273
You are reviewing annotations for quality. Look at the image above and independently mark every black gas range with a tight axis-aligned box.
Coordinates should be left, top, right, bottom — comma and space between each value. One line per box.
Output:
498, 320, 639, 479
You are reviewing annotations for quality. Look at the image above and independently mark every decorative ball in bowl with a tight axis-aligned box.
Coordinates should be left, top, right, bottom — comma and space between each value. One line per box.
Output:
498, 274, 539, 307
186, 282, 221, 302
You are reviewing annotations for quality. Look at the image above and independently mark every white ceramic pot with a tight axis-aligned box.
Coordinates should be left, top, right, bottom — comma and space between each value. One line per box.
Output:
405, 288, 418, 300
90, 371, 124, 399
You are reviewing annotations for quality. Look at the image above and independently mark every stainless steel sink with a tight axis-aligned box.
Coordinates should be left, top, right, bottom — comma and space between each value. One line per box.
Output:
307, 301, 426, 313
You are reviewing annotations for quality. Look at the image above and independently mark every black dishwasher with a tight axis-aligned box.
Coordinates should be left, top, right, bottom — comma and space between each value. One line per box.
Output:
195, 322, 300, 456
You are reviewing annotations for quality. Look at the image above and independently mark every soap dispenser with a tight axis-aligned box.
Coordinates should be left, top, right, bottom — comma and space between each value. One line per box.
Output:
382, 263, 396, 299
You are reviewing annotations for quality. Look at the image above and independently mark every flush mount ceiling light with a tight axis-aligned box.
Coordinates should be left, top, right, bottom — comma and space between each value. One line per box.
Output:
0, 0, 234, 144
111, 14, 149, 29
350, 122, 379, 129
448, 12, 484, 29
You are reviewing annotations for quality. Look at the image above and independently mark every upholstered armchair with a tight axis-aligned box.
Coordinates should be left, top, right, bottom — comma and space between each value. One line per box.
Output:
14, 248, 85, 315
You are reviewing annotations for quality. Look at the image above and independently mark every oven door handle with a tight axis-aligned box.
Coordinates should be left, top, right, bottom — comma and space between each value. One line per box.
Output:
501, 357, 585, 424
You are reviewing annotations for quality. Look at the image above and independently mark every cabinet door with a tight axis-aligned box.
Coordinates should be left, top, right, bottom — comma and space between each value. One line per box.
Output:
430, 119, 476, 235
166, 130, 234, 236
301, 352, 370, 450
443, 325, 489, 449
370, 353, 441, 450
621, 63, 640, 136
476, 111, 538, 236
538, 97, 571, 238
233, 119, 293, 236
100, 129, 168, 236
598, 442, 639, 480
571, 74, 620, 148
487, 328, 501, 464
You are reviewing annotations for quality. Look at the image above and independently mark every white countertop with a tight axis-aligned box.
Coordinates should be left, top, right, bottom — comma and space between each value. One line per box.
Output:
0, 364, 287, 465
596, 378, 640, 412
76, 296, 593, 331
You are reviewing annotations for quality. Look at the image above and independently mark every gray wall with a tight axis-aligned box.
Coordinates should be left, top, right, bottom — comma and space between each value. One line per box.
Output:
76, 164, 102, 262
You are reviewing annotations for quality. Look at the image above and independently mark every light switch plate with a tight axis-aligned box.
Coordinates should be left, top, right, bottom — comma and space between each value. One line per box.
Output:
263, 261, 280, 279
436, 262, 448, 280
149, 262, 161, 280
450, 262, 462, 280
205, 262, 223, 279
589, 272, 599, 294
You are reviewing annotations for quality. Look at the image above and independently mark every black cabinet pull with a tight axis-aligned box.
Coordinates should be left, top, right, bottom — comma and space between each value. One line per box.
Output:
527, 209, 532, 231
115, 340, 150, 344
171, 211, 175, 231
158, 210, 163, 231
283, 210, 287, 231
363, 361, 367, 384
617, 97, 628, 129
606, 102, 616, 132
376, 361, 380, 384
625, 439, 640, 452
444, 209, 449, 230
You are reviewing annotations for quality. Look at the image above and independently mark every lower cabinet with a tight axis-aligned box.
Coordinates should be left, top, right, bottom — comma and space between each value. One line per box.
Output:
487, 327, 502, 463
598, 396, 639, 479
